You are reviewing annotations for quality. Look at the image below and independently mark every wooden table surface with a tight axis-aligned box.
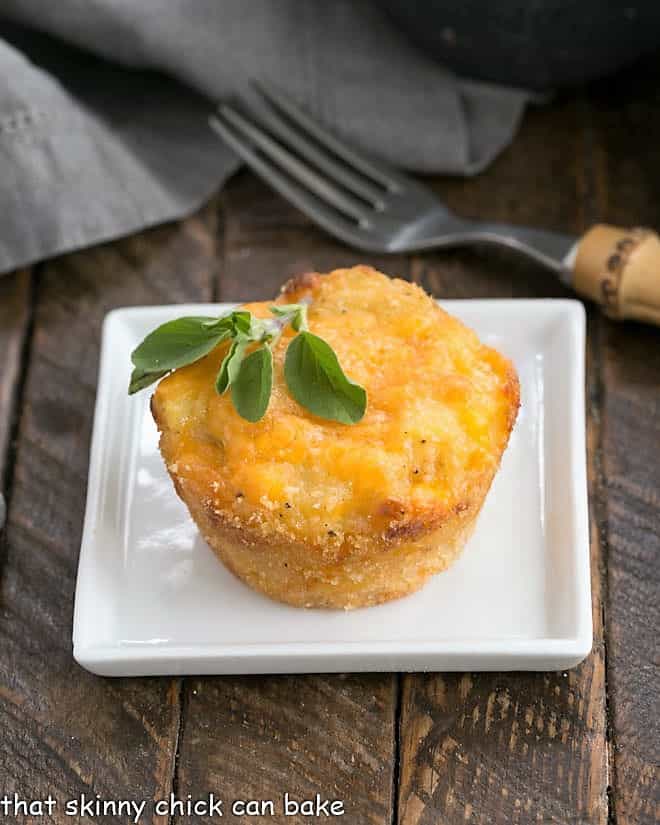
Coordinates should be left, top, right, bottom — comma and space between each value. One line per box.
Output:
1, 60, 658, 825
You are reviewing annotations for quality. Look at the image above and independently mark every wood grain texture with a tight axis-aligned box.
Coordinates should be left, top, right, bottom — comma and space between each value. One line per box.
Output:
0, 270, 32, 485
0, 205, 218, 823
170, 174, 410, 825
587, 59, 660, 825
217, 171, 412, 302
398, 97, 609, 825
175, 675, 397, 825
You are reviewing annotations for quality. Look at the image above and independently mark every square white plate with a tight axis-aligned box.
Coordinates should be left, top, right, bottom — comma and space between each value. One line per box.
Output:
74, 300, 591, 676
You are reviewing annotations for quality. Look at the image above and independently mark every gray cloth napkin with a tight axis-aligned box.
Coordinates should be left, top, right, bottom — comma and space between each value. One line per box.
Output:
0, 1, 529, 275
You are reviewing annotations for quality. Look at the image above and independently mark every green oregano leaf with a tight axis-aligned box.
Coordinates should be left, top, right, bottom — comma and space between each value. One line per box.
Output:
231, 345, 273, 423
202, 316, 232, 331
215, 339, 247, 394
129, 316, 230, 394
128, 367, 169, 394
230, 310, 253, 336
129, 303, 365, 426
270, 303, 308, 332
284, 331, 366, 424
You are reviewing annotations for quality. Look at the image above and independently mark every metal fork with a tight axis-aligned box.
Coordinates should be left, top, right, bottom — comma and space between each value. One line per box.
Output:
210, 83, 660, 326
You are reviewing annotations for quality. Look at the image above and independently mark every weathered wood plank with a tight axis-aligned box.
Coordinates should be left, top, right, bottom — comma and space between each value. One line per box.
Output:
217, 171, 412, 302
172, 173, 410, 825
176, 675, 397, 825
0, 269, 32, 485
0, 205, 217, 823
586, 59, 660, 825
398, 97, 609, 824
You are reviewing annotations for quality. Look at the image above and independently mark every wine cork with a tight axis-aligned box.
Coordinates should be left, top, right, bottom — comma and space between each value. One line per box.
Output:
573, 224, 660, 325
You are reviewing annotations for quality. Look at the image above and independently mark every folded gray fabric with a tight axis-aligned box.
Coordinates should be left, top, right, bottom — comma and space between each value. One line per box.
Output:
0, 1, 529, 274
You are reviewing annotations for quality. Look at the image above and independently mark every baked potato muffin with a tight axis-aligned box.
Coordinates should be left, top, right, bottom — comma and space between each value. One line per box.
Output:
151, 266, 519, 608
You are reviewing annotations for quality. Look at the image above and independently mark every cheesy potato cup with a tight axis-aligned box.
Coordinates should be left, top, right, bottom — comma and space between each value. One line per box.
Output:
151, 266, 519, 609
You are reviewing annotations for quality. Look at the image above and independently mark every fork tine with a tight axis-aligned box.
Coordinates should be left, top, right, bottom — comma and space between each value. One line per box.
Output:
249, 87, 387, 208
218, 104, 372, 225
254, 81, 406, 194
209, 114, 372, 249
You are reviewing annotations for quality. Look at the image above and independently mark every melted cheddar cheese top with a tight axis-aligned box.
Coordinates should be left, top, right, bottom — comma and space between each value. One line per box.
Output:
154, 267, 519, 548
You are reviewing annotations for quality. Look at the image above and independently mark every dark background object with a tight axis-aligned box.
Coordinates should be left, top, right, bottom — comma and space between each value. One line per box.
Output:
382, 0, 660, 89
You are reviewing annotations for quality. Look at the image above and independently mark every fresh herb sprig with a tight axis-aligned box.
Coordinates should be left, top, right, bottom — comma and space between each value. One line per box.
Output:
128, 303, 366, 424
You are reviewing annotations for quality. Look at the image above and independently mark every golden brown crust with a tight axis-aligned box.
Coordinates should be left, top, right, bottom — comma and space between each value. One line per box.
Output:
280, 270, 322, 299
151, 266, 520, 608
165, 467, 478, 608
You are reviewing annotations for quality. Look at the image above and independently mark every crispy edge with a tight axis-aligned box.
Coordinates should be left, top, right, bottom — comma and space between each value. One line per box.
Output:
279, 270, 322, 301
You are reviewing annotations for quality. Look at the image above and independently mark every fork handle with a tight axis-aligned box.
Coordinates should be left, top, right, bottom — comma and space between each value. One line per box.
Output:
573, 224, 660, 326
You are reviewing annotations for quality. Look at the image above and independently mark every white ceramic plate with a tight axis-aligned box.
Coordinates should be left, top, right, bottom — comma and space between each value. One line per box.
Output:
74, 300, 591, 676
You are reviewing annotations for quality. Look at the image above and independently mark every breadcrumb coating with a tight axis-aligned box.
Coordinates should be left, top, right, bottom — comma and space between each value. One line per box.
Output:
152, 266, 519, 607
